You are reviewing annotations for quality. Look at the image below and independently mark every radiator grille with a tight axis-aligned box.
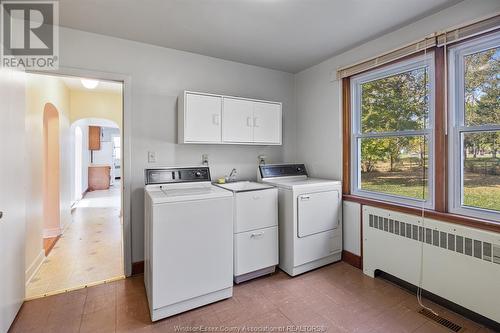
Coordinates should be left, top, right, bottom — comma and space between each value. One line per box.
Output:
368, 214, 499, 265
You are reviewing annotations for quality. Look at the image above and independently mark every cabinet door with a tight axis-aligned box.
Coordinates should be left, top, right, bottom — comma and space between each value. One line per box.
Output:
234, 188, 278, 233
234, 226, 278, 276
184, 93, 222, 142
222, 97, 254, 143
88, 126, 101, 150
253, 102, 281, 144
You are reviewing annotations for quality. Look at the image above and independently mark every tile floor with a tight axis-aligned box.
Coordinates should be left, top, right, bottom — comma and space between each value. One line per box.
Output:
13, 262, 495, 333
26, 183, 124, 299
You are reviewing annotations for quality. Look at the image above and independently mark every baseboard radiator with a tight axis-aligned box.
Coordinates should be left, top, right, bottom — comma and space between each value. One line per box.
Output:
363, 206, 500, 323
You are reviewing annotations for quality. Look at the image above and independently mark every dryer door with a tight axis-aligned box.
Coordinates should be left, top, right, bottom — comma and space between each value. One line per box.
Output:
297, 190, 339, 237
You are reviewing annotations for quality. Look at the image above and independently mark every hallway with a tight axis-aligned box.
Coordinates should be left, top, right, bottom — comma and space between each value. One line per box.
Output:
26, 183, 124, 299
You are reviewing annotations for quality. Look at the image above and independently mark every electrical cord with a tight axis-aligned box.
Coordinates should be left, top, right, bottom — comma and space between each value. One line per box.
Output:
415, 39, 438, 316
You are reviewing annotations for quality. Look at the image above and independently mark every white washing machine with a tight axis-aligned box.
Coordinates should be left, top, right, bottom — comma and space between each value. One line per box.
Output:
144, 167, 234, 321
258, 164, 342, 276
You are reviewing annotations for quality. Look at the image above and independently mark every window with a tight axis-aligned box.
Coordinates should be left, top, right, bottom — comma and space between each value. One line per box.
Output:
350, 54, 435, 208
343, 25, 500, 227
113, 136, 121, 160
448, 33, 500, 220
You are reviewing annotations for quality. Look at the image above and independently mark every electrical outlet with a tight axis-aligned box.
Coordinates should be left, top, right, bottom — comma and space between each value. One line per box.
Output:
148, 151, 157, 163
202, 154, 209, 166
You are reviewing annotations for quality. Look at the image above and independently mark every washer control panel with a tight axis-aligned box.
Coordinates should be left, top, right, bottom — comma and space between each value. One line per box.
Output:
145, 167, 211, 184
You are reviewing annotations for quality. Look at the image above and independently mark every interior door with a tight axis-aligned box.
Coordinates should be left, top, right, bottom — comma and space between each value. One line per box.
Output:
0, 69, 26, 333
185, 93, 222, 142
222, 97, 254, 143
253, 101, 281, 144
297, 190, 339, 238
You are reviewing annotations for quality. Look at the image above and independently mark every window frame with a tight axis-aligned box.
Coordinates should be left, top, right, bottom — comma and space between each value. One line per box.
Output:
447, 32, 500, 221
350, 53, 436, 209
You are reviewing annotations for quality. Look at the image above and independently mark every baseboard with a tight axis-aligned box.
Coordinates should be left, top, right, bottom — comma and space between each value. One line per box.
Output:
43, 235, 61, 256
132, 261, 144, 275
25, 249, 45, 285
342, 250, 362, 269
71, 188, 88, 210
42, 227, 61, 238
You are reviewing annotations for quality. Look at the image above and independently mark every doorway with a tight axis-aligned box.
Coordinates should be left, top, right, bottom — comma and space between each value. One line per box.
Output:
25, 72, 127, 299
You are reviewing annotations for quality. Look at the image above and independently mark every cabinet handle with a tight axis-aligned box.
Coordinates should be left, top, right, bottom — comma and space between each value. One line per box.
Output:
246, 117, 252, 127
212, 114, 220, 125
300, 195, 310, 201
251, 232, 264, 238
0, 211, 3, 220
253, 117, 259, 128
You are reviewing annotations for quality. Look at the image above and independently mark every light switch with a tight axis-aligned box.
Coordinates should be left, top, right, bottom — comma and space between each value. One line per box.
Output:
148, 151, 157, 163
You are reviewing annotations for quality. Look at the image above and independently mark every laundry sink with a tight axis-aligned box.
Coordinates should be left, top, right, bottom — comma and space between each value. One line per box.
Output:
215, 181, 274, 193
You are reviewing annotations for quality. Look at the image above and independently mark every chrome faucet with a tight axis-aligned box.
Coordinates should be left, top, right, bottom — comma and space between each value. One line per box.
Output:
227, 168, 237, 182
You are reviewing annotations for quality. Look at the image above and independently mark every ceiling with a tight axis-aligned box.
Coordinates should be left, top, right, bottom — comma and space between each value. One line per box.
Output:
58, 0, 463, 73
60, 76, 122, 93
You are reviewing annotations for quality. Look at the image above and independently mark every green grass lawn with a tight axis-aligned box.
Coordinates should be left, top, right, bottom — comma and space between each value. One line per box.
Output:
462, 173, 500, 212
361, 162, 499, 212
361, 167, 428, 201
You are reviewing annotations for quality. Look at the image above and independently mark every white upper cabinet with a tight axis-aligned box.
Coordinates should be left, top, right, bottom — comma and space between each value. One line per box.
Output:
253, 101, 281, 144
179, 92, 222, 143
222, 98, 282, 144
178, 91, 282, 145
222, 98, 254, 143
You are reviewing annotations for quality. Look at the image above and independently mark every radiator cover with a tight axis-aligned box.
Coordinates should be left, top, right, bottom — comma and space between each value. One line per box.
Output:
363, 206, 500, 323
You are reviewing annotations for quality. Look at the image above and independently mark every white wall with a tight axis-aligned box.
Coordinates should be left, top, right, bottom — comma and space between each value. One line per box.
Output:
343, 202, 361, 256
70, 119, 91, 203
294, 0, 500, 253
58, 28, 297, 263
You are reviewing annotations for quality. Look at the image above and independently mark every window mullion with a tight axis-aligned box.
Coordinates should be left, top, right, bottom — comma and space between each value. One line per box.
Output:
359, 130, 429, 138
457, 125, 500, 133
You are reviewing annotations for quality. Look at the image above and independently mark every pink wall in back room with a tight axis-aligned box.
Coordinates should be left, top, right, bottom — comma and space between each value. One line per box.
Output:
43, 103, 61, 237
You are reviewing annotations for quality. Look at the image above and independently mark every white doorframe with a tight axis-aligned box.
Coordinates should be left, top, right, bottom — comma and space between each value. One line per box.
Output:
29, 67, 133, 277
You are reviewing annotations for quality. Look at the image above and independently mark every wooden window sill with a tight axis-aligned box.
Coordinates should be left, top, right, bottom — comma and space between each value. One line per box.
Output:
343, 194, 500, 233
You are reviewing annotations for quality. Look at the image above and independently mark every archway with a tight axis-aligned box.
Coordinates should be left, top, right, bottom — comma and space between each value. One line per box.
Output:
43, 103, 61, 237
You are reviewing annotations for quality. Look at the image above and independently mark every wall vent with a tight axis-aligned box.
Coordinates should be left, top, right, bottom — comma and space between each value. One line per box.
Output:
368, 214, 499, 265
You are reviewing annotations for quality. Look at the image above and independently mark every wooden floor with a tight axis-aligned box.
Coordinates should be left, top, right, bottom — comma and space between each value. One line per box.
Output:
11, 262, 495, 333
